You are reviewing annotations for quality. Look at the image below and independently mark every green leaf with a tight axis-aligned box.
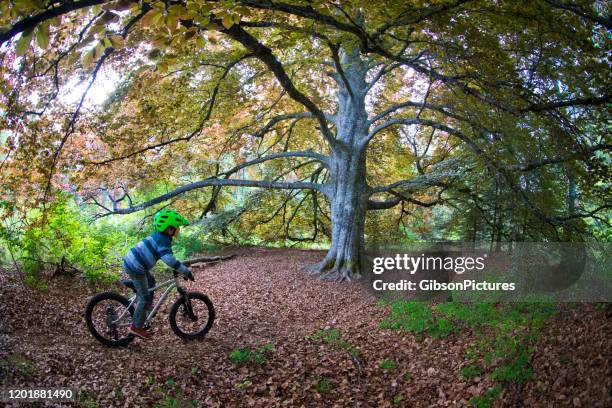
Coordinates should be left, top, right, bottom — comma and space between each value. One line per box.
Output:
222, 14, 234, 29
157, 61, 168, 73
195, 15, 210, 26
140, 9, 163, 27
195, 35, 205, 49
184, 29, 197, 40
36, 23, 50, 49
87, 24, 106, 36
234, 6, 251, 16
81, 48, 94, 68
94, 41, 106, 58
16, 29, 34, 57
204, 22, 221, 31
109, 35, 124, 49
76, 34, 95, 50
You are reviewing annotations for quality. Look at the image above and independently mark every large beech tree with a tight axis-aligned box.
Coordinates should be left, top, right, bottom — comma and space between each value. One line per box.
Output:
1, 1, 610, 280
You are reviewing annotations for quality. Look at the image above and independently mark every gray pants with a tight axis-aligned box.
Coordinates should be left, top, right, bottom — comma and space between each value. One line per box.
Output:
127, 270, 156, 328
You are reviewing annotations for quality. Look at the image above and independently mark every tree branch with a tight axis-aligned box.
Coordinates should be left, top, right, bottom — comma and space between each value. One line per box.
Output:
0, 0, 108, 46
507, 144, 611, 172
368, 100, 464, 127
86, 54, 252, 166
96, 178, 322, 217
365, 62, 401, 93
369, 117, 457, 139
370, 158, 463, 194
251, 112, 313, 138
543, 0, 611, 29
519, 94, 612, 112
220, 20, 337, 147
368, 190, 443, 210
237, 0, 364, 37
217, 151, 329, 177
374, 0, 471, 37
328, 41, 354, 99
44, 47, 112, 201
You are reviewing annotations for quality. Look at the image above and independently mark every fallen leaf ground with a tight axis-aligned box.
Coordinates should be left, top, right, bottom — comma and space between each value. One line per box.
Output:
0, 247, 610, 407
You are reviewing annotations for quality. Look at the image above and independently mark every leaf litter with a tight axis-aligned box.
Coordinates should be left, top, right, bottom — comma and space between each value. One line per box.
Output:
0, 248, 609, 407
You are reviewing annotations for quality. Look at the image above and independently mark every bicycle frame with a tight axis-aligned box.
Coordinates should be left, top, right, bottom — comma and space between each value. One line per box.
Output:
112, 273, 185, 326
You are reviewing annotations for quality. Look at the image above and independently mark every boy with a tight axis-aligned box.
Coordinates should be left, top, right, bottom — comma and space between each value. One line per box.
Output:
124, 209, 194, 340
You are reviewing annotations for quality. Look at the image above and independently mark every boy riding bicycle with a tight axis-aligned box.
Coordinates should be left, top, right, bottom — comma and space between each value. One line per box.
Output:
124, 209, 194, 340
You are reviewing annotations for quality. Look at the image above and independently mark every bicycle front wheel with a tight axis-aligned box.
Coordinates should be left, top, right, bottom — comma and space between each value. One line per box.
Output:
85, 291, 134, 347
169, 292, 215, 340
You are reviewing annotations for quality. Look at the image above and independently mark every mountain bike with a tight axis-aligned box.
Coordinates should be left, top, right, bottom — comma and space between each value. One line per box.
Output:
85, 269, 214, 347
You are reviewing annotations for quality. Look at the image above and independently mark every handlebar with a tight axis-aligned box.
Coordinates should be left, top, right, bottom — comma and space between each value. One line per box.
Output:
172, 269, 195, 281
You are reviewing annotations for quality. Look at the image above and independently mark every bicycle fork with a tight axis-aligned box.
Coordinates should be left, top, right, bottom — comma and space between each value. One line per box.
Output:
178, 287, 198, 322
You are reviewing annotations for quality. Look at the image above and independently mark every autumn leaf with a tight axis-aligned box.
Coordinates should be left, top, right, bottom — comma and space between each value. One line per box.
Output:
222, 14, 234, 29
87, 24, 106, 37
157, 61, 169, 73
195, 35, 205, 49
102, 0, 132, 12
50, 16, 62, 27
109, 35, 124, 49
81, 47, 95, 68
140, 9, 163, 27
94, 41, 106, 58
204, 22, 221, 31
234, 6, 251, 16
97, 11, 120, 25
35, 22, 50, 49
15, 28, 34, 56
184, 29, 197, 41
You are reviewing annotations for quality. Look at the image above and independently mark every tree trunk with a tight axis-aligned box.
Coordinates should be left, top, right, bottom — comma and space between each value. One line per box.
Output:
309, 44, 369, 282
310, 148, 368, 281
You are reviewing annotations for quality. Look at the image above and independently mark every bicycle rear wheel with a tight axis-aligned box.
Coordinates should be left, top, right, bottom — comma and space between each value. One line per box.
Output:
85, 291, 134, 347
169, 292, 215, 340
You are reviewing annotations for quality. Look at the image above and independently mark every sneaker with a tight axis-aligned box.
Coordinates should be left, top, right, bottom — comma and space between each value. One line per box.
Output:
128, 325, 152, 340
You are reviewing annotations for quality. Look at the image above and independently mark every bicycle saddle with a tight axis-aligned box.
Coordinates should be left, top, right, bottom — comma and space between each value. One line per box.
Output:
121, 279, 136, 292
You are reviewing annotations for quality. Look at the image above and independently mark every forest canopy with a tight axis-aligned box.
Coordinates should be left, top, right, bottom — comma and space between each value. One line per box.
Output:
0, 0, 610, 281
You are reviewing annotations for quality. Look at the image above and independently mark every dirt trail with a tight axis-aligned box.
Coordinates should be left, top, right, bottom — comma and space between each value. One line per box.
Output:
0, 248, 610, 407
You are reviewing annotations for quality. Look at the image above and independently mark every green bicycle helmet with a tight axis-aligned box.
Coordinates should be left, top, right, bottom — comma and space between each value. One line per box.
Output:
153, 209, 189, 232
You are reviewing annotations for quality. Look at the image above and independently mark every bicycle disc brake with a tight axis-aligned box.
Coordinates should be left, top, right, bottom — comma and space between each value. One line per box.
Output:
105, 305, 119, 339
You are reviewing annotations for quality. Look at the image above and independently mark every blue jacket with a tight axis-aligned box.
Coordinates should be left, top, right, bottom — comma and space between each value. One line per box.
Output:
123, 231, 189, 276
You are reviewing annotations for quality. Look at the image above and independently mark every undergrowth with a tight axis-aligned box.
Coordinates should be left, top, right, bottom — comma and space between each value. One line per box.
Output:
379, 300, 556, 407
229, 343, 274, 366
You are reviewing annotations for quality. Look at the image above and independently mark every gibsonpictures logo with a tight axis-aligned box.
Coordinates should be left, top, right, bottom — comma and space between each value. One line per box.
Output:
361, 243, 611, 302
372, 279, 516, 291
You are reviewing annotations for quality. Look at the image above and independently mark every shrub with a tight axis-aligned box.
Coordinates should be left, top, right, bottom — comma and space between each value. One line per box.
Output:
313, 378, 332, 394
0, 192, 215, 285
310, 328, 359, 355
379, 359, 397, 371
379, 301, 556, 406
467, 385, 502, 408
229, 343, 273, 366
461, 364, 483, 378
